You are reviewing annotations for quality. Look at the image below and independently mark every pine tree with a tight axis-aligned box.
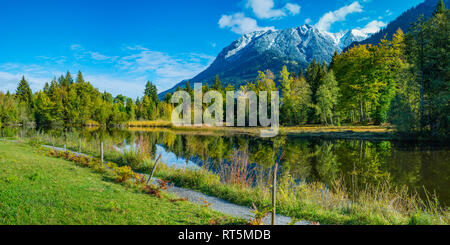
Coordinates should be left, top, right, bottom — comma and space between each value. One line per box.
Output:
434, 0, 446, 15
65, 71, 73, 86
185, 81, 193, 98
15, 76, 32, 106
212, 75, 224, 92
405, 2, 449, 135
43, 82, 50, 94
144, 81, 158, 103
76, 71, 85, 84
164, 93, 172, 103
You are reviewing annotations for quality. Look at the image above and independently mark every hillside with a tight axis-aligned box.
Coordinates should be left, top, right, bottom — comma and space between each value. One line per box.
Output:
347, 0, 449, 47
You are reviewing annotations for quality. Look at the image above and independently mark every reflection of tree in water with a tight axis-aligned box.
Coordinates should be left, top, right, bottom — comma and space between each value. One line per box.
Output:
9, 126, 447, 206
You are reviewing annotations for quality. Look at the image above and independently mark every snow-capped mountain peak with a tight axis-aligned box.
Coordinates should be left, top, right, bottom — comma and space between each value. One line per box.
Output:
161, 24, 369, 97
222, 25, 368, 61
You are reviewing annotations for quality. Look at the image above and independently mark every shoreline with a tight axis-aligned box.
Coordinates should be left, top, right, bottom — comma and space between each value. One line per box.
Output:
126, 123, 413, 141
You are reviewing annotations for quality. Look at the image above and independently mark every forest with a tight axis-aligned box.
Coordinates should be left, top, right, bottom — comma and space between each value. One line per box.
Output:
0, 2, 448, 137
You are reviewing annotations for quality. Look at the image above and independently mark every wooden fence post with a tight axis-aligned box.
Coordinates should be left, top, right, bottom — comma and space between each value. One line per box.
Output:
64, 131, 67, 150
100, 141, 104, 163
79, 138, 82, 153
272, 148, 283, 226
272, 161, 279, 226
147, 154, 162, 185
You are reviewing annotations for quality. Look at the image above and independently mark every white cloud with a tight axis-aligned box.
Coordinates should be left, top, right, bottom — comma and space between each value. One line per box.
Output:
218, 13, 275, 35
84, 74, 146, 97
0, 69, 61, 94
70, 44, 83, 51
305, 18, 311, 24
0, 45, 215, 97
284, 3, 301, 15
69, 44, 117, 63
118, 47, 215, 92
88, 52, 114, 61
315, 1, 363, 31
355, 20, 386, 34
246, 0, 301, 19
0, 66, 146, 98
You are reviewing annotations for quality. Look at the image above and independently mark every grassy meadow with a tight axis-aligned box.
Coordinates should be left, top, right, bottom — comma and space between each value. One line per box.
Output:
0, 141, 242, 225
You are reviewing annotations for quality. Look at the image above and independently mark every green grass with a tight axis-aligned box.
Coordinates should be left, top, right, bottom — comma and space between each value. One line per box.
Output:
0, 141, 242, 225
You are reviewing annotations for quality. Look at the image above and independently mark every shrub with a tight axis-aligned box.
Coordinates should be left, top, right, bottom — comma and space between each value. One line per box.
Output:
118, 148, 148, 170
113, 166, 134, 183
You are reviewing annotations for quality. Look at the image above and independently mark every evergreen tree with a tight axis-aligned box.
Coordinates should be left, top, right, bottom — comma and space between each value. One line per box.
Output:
164, 93, 172, 104
144, 81, 158, 101
0, 92, 19, 125
15, 76, 32, 106
406, 3, 449, 135
76, 71, 85, 84
212, 75, 224, 92
65, 71, 73, 86
185, 81, 193, 98
43, 82, 50, 94
434, 0, 446, 15
34, 91, 55, 126
125, 97, 136, 120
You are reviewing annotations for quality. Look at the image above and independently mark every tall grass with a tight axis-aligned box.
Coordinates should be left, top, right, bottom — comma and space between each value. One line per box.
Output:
156, 165, 448, 225
127, 121, 172, 128
218, 149, 255, 188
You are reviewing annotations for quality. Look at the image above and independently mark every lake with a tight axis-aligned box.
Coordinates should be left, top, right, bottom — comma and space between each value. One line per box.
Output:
2, 126, 449, 207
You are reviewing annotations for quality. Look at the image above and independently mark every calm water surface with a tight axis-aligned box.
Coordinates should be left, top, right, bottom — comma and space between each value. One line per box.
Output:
3, 127, 449, 207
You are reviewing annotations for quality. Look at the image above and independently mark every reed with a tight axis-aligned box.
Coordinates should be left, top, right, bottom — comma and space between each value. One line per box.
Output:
155, 163, 448, 225
127, 120, 173, 128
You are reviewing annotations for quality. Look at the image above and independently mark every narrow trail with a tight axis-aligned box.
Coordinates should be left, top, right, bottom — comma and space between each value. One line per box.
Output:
41, 145, 311, 225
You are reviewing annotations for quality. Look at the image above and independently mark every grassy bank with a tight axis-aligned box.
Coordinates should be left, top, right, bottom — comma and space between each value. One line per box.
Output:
0, 141, 241, 225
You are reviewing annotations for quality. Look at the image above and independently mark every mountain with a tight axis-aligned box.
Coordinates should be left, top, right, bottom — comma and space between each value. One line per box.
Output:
347, 0, 449, 48
160, 25, 367, 97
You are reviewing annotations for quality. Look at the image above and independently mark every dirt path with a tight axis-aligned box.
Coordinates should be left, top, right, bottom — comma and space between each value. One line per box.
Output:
42, 145, 311, 225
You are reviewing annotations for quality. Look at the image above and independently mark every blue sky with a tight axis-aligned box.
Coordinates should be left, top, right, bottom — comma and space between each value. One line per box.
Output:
0, 0, 423, 98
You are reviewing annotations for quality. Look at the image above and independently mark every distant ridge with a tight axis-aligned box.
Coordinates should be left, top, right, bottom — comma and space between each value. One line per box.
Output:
347, 0, 449, 49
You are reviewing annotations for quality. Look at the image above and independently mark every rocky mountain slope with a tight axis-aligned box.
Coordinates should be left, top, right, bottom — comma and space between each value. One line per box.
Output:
161, 24, 367, 96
